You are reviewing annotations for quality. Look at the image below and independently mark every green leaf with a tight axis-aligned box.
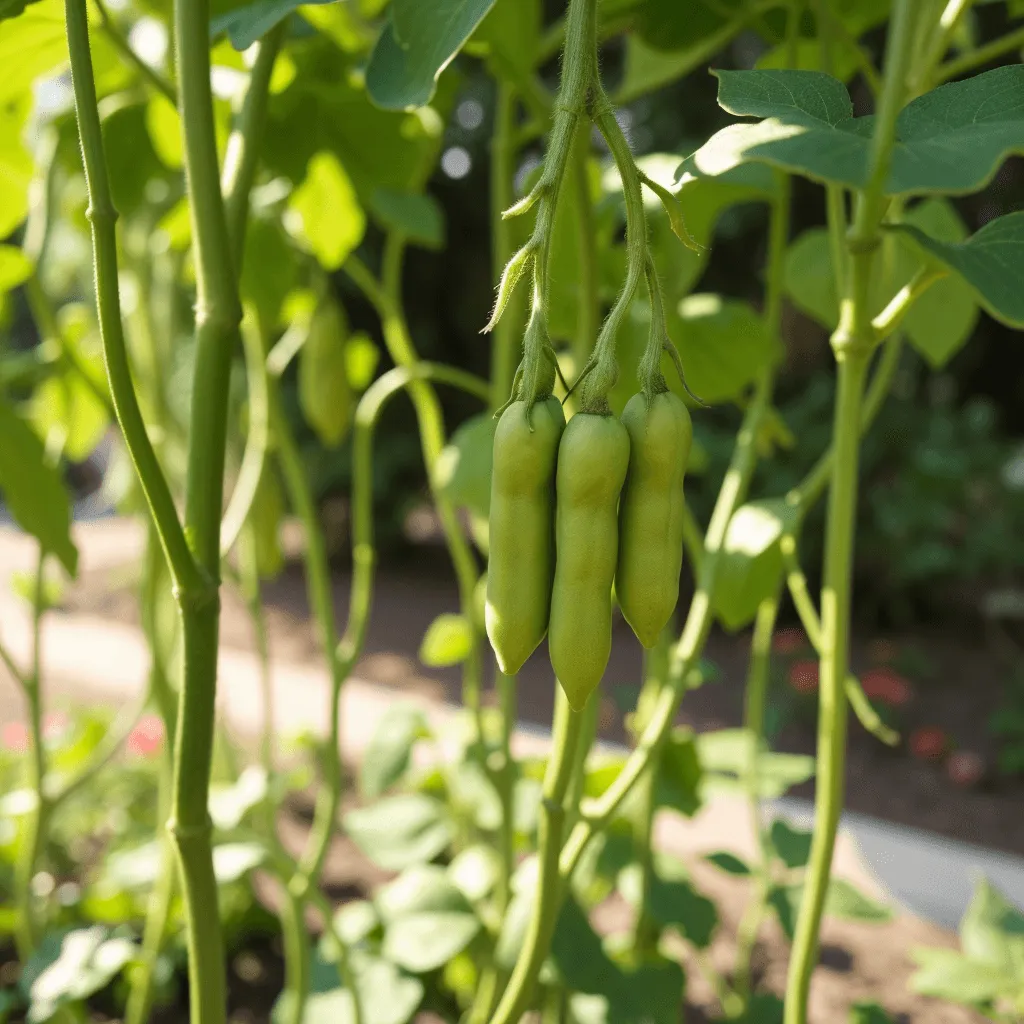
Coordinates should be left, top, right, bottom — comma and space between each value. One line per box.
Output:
23, 928, 135, 1024
784, 199, 979, 368
249, 469, 285, 579
1, 0, 42, 22
756, 38, 862, 83
0, 398, 77, 575
655, 727, 702, 816
770, 879, 893, 941
377, 866, 480, 973
697, 729, 815, 799
240, 217, 299, 330
0, 245, 31, 293
472, 0, 540, 78
0, 100, 32, 239
366, 0, 496, 111
30, 371, 109, 463
0, 4, 69, 104
212, 0, 334, 49
910, 947, 1016, 1005
713, 499, 798, 631
958, 876, 1024, 975
704, 851, 751, 876
288, 152, 365, 270
359, 704, 428, 800
145, 92, 183, 170
369, 189, 445, 250
345, 793, 453, 871
435, 412, 495, 521
769, 818, 813, 869
682, 66, 1024, 197
286, 954, 423, 1024
635, 0, 739, 53
738, 993, 785, 1024
669, 294, 781, 406
617, 35, 717, 103
345, 334, 380, 391
101, 101, 168, 217
212, 841, 266, 883
767, 883, 801, 941
619, 860, 718, 948
208, 766, 268, 830
419, 613, 473, 667
849, 1002, 895, 1024
448, 845, 501, 902
298, 299, 352, 447
891, 210, 1024, 329
332, 901, 380, 946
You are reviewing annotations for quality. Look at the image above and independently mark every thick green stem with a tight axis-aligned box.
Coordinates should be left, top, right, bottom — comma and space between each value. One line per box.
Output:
783, 4, 917, 1019
733, 597, 779, 1003
14, 549, 47, 961
488, 694, 584, 1024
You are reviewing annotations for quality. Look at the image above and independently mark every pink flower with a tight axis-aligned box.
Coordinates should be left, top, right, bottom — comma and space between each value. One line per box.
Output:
860, 669, 914, 708
946, 751, 985, 788
773, 628, 808, 655
43, 712, 70, 741
788, 660, 819, 694
126, 715, 164, 758
1, 721, 28, 752
909, 726, 948, 762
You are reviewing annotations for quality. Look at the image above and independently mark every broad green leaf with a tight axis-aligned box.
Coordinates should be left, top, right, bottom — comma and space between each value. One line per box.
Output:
23, 928, 135, 1022
0, 245, 31, 293
655, 727, 702, 816
618, 35, 718, 103
377, 866, 480, 973
0, 100, 32, 239
1, 0, 42, 21
359, 704, 428, 799
849, 1003, 895, 1024
0, 4, 69, 103
635, 0, 740, 53
298, 298, 352, 447
212, 841, 266, 883
771, 879, 893, 941
434, 412, 495, 520
910, 947, 1016, 1005
785, 199, 979, 368
756, 38, 862, 83
705, 851, 751, 876
288, 152, 365, 270
668, 294, 781, 405
285, 954, 423, 1024
958, 876, 1024, 975
30, 372, 109, 462
366, 0, 496, 111
0, 398, 77, 575
697, 729, 815, 799
212, 0, 334, 49
448, 845, 501, 902
681, 66, 1024, 197
619, 860, 718, 948
102, 102, 169, 216
892, 210, 1024, 329
299, 5, 375, 52
250, 469, 285, 579
145, 92, 183, 170
419, 613, 473, 667
240, 217, 299, 330
208, 766, 268, 830
369, 189, 444, 250
769, 818, 813, 869
345, 793, 453, 870
472, 0, 540, 78
714, 499, 798, 631
332, 900, 380, 946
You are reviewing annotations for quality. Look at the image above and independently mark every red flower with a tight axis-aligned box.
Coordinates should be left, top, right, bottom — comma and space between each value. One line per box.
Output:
860, 668, 914, 707
946, 751, 985, 789
126, 714, 164, 758
773, 628, 808, 655
1, 721, 28, 753
909, 726, 948, 761
788, 660, 819, 694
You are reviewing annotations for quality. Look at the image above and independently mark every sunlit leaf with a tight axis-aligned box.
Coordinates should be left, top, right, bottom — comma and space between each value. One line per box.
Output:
419, 613, 473, 667
288, 152, 365, 269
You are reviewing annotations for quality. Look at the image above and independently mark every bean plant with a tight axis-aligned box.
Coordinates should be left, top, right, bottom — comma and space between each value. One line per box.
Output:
0, 0, 1022, 1023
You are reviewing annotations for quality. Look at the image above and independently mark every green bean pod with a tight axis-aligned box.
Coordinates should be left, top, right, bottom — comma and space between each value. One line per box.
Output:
486, 397, 565, 676
616, 391, 693, 648
548, 412, 630, 711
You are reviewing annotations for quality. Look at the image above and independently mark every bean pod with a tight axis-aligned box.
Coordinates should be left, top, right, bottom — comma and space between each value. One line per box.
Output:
486, 397, 565, 676
616, 391, 693, 648
548, 412, 630, 711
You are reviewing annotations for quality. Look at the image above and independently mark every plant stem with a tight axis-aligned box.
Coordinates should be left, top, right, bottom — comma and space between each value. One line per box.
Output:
783, 4, 917, 1019
64, 0, 202, 600
495, 670, 517, 914
489, 693, 584, 1024
93, 0, 177, 103
933, 22, 1024, 83
14, 547, 48, 961
489, 81, 522, 411
172, 0, 249, 1018
733, 597, 779, 1004
572, 125, 598, 376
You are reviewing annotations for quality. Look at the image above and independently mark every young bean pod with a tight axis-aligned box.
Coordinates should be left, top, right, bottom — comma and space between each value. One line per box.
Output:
548, 412, 630, 711
486, 397, 565, 676
616, 391, 693, 648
